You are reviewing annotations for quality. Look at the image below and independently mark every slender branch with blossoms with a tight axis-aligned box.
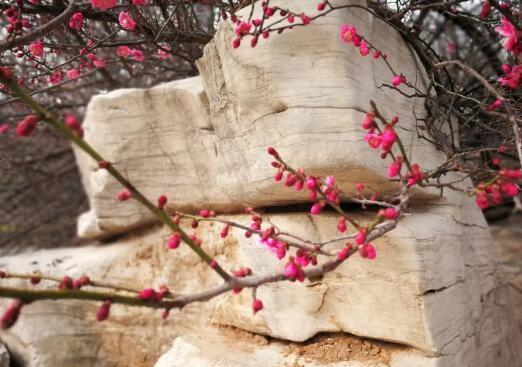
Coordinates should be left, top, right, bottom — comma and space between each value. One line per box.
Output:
333, 8, 522, 210
0, 61, 417, 329
1, 75, 233, 283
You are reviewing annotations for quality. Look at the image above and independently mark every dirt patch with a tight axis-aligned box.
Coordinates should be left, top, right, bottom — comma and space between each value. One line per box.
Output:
217, 325, 269, 346
285, 333, 405, 365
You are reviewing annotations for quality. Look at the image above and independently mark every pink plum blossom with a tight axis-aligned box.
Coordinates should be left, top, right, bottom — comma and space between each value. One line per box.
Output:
131, 48, 144, 62
29, 41, 44, 57
117, 46, 132, 58
475, 192, 489, 209
69, 12, 84, 30
488, 99, 503, 111
91, 0, 116, 10
479, 0, 491, 19
67, 69, 80, 79
495, 18, 520, 55
119, 12, 136, 31
392, 75, 407, 87
48, 71, 63, 84
387, 157, 402, 178
359, 41, 369, 56
339, 24, 361, 46
498, 65, 522, 89
364, 133, 382, 149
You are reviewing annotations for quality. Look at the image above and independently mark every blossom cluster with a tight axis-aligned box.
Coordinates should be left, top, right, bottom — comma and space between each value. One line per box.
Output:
495, 19, 521, 57
10, 112, 84, 139
362, 112, 424, 186
498, 64, 522, 90
91, 0, 148, 9
475, 168, 521, 209
339, 24, 407, 88
267, 145, 395, 265
231, 1, 323, 48
117, 46, 145, 62
1, 0, 156, 92
3, 5, 32, 35
495, 19, 521, 90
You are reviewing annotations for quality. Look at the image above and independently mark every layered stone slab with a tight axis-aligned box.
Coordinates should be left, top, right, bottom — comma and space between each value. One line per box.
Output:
490, 215, 522, 336
209, 198, 521, 367
1, 203, 519, 366
153, 332, 433, 367
74, 77, 223, 238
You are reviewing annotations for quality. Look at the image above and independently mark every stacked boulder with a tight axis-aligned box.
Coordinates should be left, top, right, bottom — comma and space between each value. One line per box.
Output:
1, 1, 520, 366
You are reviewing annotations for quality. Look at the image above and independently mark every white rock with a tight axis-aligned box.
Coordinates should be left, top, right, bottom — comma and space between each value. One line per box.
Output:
76, 0, 449, 238
0, 343, 9, 367
74, 77, 226, 238
209, 198, 522, 366
2, 203, 520, 366
0, 228, 224, 367
153, 331, 439, 367
490, 216, 522, 336
197, 0, 445, 207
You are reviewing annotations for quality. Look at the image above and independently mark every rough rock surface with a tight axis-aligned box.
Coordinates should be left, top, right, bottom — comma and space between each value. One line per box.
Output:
75, 0, 446, 238
0, 343, 9, 367
209, 199, 521, 366
490, 215, 522, 336
154, 330, 432, 367
0, 227, 223, 367
1, 208, 520, 366
74, 77, 220, 238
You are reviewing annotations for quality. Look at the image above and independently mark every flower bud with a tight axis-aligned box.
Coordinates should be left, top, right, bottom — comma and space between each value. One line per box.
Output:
0, 67, 14, 81
1, 299, 23, 329
220, 224, 230, 238
310, 201, 325, 215
96, 301, 111, 322
337, 217, 347, 233
252, 299, 263, 313
267, 146, 278, 156
139, 288, 158, 301
199, 209, 210, 218
73, 275, 90, 289
359, 243, 377, 259
383, 207, 398, 220
157, 195, 167, 209
16, 115, 40, 137
98, 160, 111, 169
355, 228, 367, 245
59, 276, 74, 289
117, 189, 131, 201
274, 170, 283, 181
337, 245, 352, 261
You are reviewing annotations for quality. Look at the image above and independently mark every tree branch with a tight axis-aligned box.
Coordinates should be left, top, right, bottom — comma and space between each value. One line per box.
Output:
0, 0, 77, 53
